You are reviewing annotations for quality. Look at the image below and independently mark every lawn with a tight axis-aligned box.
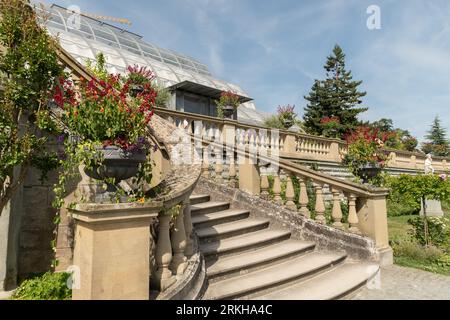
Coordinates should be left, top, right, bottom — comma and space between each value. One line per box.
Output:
387, 207, 450, 276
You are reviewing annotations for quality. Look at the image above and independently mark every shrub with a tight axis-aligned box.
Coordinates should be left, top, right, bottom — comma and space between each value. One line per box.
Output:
392, 239, 443, 262
408, 216, 450, 248
12, 272, 72, 300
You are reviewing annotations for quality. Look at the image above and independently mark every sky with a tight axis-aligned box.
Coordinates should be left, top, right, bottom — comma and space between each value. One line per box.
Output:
44, 0, 450, 141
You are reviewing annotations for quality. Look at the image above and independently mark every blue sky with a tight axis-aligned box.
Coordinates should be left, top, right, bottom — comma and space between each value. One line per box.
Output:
47, 0, 450, 141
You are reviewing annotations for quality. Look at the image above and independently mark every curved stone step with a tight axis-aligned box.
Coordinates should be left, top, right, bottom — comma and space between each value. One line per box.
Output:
207, 239, 316, 281
191, 201, 230, 216
203, 252, 347, 300
197, 218, 270, 241
192, 209, 250, 228
256, 263, 379, 300
199, 229, 291, 258
190, 194, 211, 205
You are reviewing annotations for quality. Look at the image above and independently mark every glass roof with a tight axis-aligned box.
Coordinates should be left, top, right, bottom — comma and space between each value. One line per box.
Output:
34, 3, 257, 110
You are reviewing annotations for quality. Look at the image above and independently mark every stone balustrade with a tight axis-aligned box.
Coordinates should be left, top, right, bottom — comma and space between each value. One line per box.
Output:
153, 107, 450, 173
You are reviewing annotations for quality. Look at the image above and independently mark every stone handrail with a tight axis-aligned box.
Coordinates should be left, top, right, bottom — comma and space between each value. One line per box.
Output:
154, 107, 450, 172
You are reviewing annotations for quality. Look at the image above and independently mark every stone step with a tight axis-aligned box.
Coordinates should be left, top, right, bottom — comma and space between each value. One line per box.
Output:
190, 194, 211, 205
199, 229, 291, 258
197, 218, 270, 242
203, 252, 347, 300
206, 239, 316, 282
191, 201, 230, 216
256, 262, 379, 300
192, 209, 250, 228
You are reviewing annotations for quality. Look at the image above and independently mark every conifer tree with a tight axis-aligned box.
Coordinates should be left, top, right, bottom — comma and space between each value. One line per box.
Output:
422, 116, 449, 157
303, 45, 367, 138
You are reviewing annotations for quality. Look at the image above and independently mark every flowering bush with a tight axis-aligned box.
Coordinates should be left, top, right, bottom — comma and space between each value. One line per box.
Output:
343, 126, 390, 181
126, 64, 154, 86
55, 71, 155, 151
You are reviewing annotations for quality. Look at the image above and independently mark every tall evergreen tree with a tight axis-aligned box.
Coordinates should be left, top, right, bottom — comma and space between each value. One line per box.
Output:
422, 116, 449, 156
303, 45, 368, 138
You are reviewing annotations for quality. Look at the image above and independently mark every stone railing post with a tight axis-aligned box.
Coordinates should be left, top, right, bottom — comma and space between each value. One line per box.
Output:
260, 173, 270, 200
329, 141, 341, 162
285, 176, 297, 211
170, 205, 188, 276
314, 183, 326, 224
272, 172, 282, 204
347, 194, 361, 235
70, 203, 159, 300
356, 193, 393, 266
183, 199, 194, 257
283, 134, 296, 154
298, 177, 310, 218
153, 212, 176, 292
202, 145, 211, 178
331, 188, 343, 229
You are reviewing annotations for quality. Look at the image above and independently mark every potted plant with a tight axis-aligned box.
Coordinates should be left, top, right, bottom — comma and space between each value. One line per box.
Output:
343, 126, 390, 183
216, 91, 241, 119
320, 116, 341, 138
277, 105, 297, 129
53, 64, 156, 202
126, 65, 155, 97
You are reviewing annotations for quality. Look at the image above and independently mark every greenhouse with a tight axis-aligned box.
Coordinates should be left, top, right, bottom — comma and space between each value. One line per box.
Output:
35, 4, 271, 125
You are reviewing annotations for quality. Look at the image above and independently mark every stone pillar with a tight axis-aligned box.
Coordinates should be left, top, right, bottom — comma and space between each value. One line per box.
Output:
329, 141, 341, 162
153, 212, 176, 292
285, 176, 297, 211
260, 174, 270, 201
170, 205, 187, 276
283, 134, 296, 154
272, 174, 282, 204
238, 156, 260, 196
347, 194, 361, 235
314, 184, 326, 224
356, 194, 393, 266
331, 188, 343, 229
298, 177, 310, 218
183, 199, 194, 257
71, 203, 158, 300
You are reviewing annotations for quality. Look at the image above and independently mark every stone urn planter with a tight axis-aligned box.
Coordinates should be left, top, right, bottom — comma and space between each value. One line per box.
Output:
84, 146, 147, 199
283, 118, 294, 129
221, 105, 235, 119
130, 84, 144, 97
357, 163, 382, 183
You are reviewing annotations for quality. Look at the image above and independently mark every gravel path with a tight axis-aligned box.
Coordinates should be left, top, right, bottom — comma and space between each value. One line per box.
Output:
352, 264, 450, 300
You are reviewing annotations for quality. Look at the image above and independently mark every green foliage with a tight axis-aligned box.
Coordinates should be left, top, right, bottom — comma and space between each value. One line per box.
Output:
421, 116, 450, 157
303, 44, 367, 138
263, 115, 284, 129
154, 85, 170, 108
408, 216, 450, 247
0, 0, 63, 213
12, 272, 72, 300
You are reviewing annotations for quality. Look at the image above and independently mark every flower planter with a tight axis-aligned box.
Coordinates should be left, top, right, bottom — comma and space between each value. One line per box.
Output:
356, 164, 382, 183
283, 119, 294, 129
84, 146, 147, 195
222, 105, 235, 119
130, 84, 144, 97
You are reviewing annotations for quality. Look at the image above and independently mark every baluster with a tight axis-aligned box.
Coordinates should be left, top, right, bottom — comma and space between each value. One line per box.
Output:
228, 155, 237, 187
347, 194, 361, 234
285, 175, 297, 211
215, 145, 223, 183
273, 172, 282, 205
183, 199, 194, 257
260, 173, 270, 200
298, 177, 310, 218
331, 188, 343, 229
279, 137, 284, 152
202, 145, 210, 178
153, 213, 176, 291
170, 205, 188, 276
314, 183, 326, 224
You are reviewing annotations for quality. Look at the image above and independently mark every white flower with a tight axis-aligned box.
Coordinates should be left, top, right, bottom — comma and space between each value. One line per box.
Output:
24, 61, 30, 70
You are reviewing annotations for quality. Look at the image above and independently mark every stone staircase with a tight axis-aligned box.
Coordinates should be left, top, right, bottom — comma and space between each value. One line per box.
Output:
190, 194, 379, 300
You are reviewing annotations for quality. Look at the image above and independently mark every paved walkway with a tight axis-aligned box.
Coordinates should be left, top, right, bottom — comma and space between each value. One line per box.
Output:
352, 265, 450, 300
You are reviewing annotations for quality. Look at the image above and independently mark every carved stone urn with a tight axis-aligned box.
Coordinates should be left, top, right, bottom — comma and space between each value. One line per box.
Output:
84, 146, 147, 199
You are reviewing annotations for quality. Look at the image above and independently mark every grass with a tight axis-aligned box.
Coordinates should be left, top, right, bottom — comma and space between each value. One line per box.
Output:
387, 208, 450, 276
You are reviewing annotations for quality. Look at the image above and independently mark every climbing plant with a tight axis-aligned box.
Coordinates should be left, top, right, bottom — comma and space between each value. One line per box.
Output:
0, 0, 63, 215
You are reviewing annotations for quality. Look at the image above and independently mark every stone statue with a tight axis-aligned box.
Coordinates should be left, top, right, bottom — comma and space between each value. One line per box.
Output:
421, 153, 443, 217
424, 153, 435, 174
